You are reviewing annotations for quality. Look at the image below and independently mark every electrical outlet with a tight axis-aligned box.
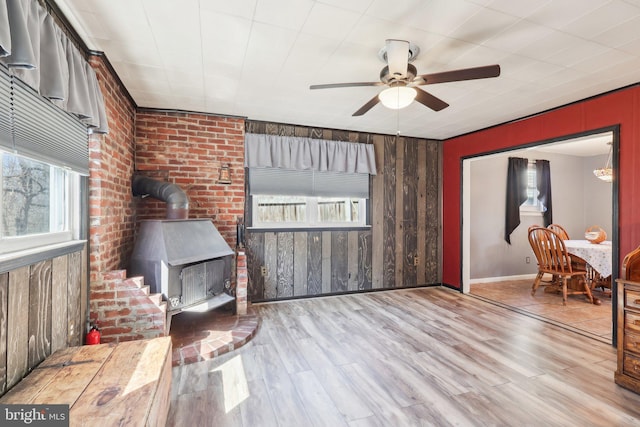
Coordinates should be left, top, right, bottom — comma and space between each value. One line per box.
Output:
526, 256, 531, 264
413, 255, 419, 266
261, 266, 267, 276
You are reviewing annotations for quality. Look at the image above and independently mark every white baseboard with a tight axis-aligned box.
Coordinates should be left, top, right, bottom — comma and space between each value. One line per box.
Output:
469, 274, 538, 284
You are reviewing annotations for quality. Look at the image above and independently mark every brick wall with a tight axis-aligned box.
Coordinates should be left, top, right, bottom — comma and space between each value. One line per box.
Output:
88, 55, 137, 282
86, 60, 246, 341
135, 111, 245, 248
90, 270, 167, 343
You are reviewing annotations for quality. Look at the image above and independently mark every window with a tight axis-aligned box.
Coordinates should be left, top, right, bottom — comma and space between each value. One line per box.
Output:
249, 168, 369, 228
1, 151, 80, 254
521, 161, 543, 214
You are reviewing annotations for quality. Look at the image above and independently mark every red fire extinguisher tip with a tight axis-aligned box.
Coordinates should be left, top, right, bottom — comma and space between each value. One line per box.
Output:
86, 326, 101, 345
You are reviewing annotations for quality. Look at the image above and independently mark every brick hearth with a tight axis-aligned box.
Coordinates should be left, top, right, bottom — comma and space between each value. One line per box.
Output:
169, 307, 259, 366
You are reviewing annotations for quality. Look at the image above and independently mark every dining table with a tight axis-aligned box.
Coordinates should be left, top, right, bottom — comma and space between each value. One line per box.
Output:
564, 239, 612, 303
564, 239, 613, 279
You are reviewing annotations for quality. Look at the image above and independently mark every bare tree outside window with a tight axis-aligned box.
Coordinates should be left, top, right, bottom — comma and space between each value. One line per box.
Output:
2, 154, 50, 236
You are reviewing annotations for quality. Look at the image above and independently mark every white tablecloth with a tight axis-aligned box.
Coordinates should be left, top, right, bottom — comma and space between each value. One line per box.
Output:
564, 240, 612, 278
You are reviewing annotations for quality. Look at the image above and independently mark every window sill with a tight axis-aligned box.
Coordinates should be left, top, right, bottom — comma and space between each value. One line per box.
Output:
0, 240, 86, 274
520, 210, 543, 217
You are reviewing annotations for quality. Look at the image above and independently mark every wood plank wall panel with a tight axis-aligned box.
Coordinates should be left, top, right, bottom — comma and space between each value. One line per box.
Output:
7, 266, 29, 390
331, 231, 348, 293
403, 138, 418, 287
383, 135, 397, 288
28, 260, 52, 370
276, 232, 294, 298
395, 137, 405, 287
321, 231, 331, 294
307, 232, 322, 296
67, 251, 82, 347
245, 232, 264, 301
417, 143, 427, 284
347, 232, 358, 292
425, 141, 441, 283
0, 274, 7, 394
51, 256, 68, 354
371, 135, 385, 289
293, 232, 307, 296
263, 233, 278, 299
0, 247, 87, 397
80, 248, 88, 342
358, 230, 372, 290
244, 121, 441, 301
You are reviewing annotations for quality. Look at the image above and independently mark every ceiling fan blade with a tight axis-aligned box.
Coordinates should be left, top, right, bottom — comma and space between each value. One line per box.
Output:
385, 39, 409, 79
352, 95, 381, 116
414, 88, 449, 111
417, 64, 501, 85
310, 82, 382, 90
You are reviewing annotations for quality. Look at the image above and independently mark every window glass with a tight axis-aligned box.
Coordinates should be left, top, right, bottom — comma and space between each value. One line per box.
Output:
317, 197, 360, 223
521, 161, 542, 213
252, 195, 366, 228
1, 151, 77, 253
249, 168, 370, 229
255, 195, 307, 224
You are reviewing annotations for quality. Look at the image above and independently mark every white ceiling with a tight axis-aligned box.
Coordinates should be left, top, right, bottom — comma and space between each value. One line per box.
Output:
535, 132, 613, 156
54, 0, 640, 141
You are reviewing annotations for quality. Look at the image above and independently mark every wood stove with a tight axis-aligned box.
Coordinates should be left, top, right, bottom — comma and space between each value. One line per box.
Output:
129, 218, 235, 314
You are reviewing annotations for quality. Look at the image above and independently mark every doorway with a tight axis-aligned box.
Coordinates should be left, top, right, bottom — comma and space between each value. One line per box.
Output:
461, 128, 618, 343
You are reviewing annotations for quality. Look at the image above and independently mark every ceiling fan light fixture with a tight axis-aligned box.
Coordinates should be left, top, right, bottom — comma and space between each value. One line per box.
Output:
379, 86, 416, 109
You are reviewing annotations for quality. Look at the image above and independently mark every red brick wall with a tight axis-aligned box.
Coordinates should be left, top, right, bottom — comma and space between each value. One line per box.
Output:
88, 56, 137, 282
135, 111, 245, 247
91, 270, 167, 343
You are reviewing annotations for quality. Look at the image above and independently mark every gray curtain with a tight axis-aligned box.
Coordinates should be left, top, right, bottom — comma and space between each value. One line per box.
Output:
536, 159, 553, 227
245, 133, 377, 175
505, 156, 528, 244
0, 0, 9, 56
0, 0, 108, 134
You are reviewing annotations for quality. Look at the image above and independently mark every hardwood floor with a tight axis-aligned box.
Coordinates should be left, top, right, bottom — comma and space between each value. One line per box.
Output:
167, 287, 640, 426
471, 279, 612, 342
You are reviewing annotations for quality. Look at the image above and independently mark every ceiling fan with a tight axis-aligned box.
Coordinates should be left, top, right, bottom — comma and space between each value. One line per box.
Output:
310, 39, 501, 116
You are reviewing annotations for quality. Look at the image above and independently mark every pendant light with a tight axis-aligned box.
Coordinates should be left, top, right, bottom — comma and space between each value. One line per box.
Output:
593, 142, 613, 182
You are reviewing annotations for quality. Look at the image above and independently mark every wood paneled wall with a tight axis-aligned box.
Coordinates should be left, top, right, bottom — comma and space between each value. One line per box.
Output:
0, 246, 87, 396
245, 121, 441, 301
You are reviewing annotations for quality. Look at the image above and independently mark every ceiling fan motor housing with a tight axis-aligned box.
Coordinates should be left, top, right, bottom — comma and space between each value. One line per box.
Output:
381, 64, 417, 84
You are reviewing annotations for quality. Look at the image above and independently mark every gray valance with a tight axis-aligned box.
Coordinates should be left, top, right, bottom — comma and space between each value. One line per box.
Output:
0, 0, 108, 133
245, 133, 377, 175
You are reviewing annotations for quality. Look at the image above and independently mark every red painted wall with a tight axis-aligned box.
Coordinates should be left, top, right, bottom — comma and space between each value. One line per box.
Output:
442, 86, 640, 288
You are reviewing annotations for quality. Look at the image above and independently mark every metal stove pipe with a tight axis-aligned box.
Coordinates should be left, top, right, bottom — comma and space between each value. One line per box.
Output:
132, 175, 189, 219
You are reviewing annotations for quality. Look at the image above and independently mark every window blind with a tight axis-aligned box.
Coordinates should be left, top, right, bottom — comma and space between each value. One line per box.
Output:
0, 65, 11, 151
249, 168, 369, 198
12, 75, 89, 174
0, 66, 89, 174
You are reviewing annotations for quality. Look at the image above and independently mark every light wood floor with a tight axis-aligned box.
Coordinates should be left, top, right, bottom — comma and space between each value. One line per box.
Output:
471, 279, 613, 342
168, 287, 640, 427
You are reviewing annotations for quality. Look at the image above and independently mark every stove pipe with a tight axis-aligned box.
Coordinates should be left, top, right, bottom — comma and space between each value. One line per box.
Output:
132, 175, 189, 219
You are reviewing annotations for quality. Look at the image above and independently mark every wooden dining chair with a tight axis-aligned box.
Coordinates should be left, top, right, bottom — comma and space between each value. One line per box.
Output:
528, 227, 594, 305
547, 223, 569, 240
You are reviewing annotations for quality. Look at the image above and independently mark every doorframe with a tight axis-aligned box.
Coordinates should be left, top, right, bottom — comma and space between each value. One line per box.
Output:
460, 125, 620, 346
